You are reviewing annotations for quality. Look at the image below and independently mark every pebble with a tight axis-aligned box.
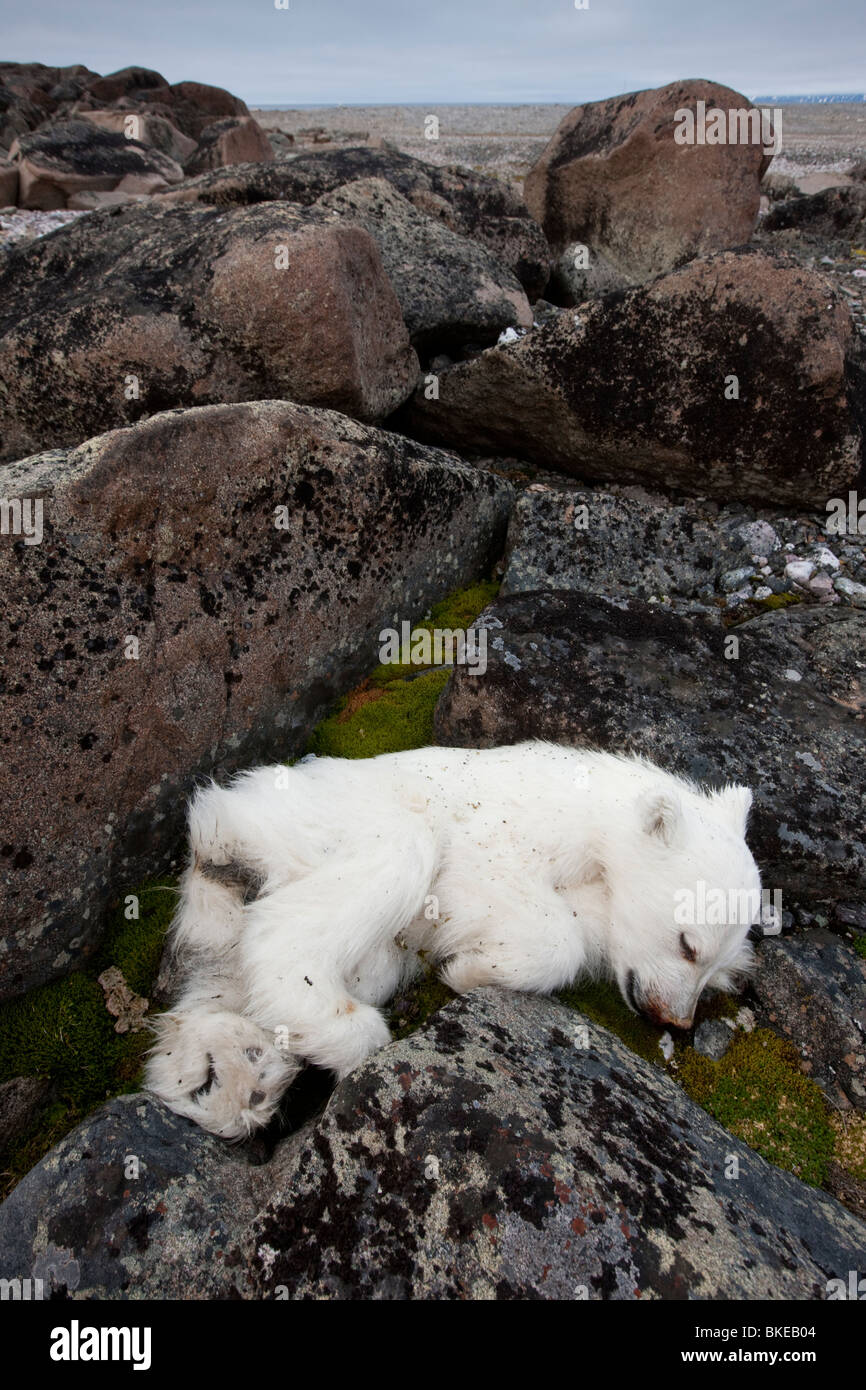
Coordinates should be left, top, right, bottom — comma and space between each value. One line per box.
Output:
722, 566, 755, 592
807, 574, 839, 602
810, 545, 841, 571
738, 520, 780, 556
833, 575, 866, 606
785, 558, 815, 585
725, 588, 753, 609
693, 1019, 733, 1061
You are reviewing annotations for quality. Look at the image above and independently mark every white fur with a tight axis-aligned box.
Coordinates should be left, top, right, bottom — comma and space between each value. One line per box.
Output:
145, 742, 762, 1138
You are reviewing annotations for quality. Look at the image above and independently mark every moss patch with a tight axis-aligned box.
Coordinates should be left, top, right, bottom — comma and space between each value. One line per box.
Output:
854, 936, 866, 961
556, 979, 667, 1066
831, 1113, 866, 1183
307, 669, 451, 760
676, 1029, 835, 1186
0, 879, 176, 1199
306, 578, 499, 759
556, 981, 840, 1191
388, 966, 456, 1041
95, 880, 178, 996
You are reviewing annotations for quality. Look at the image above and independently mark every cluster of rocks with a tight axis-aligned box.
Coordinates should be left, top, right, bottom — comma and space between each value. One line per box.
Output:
500, 484, 866, 613
1, 72, 865, 1297
0, 62, 274, 210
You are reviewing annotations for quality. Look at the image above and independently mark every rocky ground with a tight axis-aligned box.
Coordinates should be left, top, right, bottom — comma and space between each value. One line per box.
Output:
251, 100, 866, 187
0, 66, 865, 1299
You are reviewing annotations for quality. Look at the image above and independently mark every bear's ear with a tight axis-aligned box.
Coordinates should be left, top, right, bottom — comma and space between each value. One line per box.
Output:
638, 790, 681, 847
712, 785, 753, 834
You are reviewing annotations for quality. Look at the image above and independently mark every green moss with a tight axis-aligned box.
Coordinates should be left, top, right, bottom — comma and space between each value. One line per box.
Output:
753, 592, 801, 611
677, 1028, 834, 1185
367, 579, 500, 687
0, 972, 118, 1101
388, 965, 456, 1040
307, 577, 500, 759
96, 878, 178, 996
306, 669, 451, 759
854, 936, 866, 961
0, 876, 177, 1199
556, 979, 667, 1066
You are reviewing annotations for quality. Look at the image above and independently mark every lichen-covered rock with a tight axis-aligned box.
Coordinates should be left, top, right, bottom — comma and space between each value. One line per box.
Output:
315, 176, 532, 352
764, 184, 866, 243
0, 1094, 259, 1298
500, 484, 866, 612
0, 155, 18, 206
524, 79, 769, 278
0, 61, 251, 147
433, 591, 866, 909
0, 402, 512, 999
762, 171, 799, 202
400, 249, 863, 507
184, 116, 274, 175
548, 242, 634, 306
1, 990, 864, 1298
77, 109, 198, 167
0, 61, 101, 148
82, 65, 173, 107
0, 200, 419, 459
752, 930, 866, 1110
10, 120, 184, 209
160, 146, 551, 300
158, 80, 251, 140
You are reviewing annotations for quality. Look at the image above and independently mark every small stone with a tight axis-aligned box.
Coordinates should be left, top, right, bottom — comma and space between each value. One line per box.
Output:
807, 574, 839, 602
753, 585, 773, 600
693, 1019, 733, 1060
834, 902, 866, 933
834, 575, 866, 607
785, 558, 815, 585
725, 588, 753, 608
810, 545, 841, 571
784, 668, 803, 682
722, 566, 755, 592
738, 520, 779, 557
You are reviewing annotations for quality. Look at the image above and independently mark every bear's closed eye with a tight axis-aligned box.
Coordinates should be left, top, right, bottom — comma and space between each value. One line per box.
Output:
679, 932, 698, 963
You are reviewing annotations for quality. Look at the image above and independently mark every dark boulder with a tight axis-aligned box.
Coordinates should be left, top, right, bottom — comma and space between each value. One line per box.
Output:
1, 990, 863, 1298
434, 590, 866, 910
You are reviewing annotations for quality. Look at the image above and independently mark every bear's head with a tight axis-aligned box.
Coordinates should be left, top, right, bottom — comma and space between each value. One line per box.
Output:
602, 773, 771, 1031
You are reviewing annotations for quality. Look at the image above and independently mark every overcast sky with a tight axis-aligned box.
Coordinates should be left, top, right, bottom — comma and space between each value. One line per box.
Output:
2, 0, 864, 106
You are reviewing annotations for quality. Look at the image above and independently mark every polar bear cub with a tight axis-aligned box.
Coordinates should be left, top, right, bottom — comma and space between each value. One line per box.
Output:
145, 742, 764, 1139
